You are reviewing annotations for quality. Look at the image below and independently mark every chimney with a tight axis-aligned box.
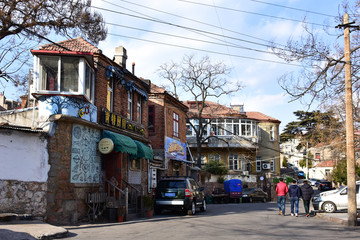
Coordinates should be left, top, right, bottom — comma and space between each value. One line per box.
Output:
132, 62, 135, 75
114, 46, 127, 69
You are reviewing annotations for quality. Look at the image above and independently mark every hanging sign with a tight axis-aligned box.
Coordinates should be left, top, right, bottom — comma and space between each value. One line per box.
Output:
98, 138, 114, 154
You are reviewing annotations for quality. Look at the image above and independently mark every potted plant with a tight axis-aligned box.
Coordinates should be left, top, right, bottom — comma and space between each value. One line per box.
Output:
143, 195, 154, 218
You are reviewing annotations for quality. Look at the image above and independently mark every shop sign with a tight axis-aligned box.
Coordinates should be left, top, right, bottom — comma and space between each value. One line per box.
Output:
98, 138, 114, 154
101, 109, 145, 135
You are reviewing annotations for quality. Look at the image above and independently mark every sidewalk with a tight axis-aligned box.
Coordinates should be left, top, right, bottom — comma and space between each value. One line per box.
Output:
0, 214, 68, 240
315, 211, 360, 226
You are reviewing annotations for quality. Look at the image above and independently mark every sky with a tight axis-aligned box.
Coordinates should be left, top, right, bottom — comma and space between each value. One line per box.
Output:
2, 0, 345, 132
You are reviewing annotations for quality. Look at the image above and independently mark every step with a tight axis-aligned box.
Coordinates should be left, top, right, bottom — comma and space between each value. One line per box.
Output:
0, 213, 33, 222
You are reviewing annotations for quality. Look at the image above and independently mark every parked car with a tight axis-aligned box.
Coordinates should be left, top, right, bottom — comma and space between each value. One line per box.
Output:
318, 180, 333, 191
242, 188, 268, 203
309, 178, 320, 186
154, 176, 206, 215
312, 181, 360, 213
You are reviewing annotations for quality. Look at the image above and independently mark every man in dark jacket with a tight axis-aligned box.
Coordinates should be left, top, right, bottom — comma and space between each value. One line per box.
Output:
288, 180, 302, 217
300, 180, 314, 217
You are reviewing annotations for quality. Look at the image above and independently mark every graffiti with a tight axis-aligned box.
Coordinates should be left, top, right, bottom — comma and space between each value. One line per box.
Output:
38, 95, 97, 123
70, 124, 101, 183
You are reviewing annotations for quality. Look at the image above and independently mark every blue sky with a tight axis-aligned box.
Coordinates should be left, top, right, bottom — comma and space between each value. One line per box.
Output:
2, 0, 345, 132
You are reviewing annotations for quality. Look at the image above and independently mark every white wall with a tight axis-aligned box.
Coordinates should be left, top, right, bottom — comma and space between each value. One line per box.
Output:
0, 130, 49, 182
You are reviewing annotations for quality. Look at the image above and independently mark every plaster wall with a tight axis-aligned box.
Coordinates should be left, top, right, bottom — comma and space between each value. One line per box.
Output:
0, 130, 49, 182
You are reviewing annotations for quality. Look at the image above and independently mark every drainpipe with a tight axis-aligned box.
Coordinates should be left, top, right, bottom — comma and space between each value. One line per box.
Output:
31, 99, 36, 129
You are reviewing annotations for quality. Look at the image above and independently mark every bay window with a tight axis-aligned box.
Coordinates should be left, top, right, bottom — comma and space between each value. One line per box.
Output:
37, 55, 94, 102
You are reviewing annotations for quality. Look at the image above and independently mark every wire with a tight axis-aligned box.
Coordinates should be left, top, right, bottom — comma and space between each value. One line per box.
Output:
99, 0, 281, 46
105, 23, 278, 55
107, 32, 305, 67
178, 0, 334, 28
249, 0, 337, 18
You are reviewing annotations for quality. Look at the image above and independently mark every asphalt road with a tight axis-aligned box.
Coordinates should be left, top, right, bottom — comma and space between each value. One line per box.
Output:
65, 202, 360, 240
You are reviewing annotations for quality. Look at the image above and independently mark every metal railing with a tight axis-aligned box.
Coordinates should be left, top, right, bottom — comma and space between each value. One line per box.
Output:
105, 179, 128, 219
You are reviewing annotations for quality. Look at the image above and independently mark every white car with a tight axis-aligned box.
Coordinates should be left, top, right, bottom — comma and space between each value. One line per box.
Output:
312, 181, 360, 213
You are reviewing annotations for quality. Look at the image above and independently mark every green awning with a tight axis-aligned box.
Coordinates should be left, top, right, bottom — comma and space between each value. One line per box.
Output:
134, 140, 154, 160
103, 130, 137, 155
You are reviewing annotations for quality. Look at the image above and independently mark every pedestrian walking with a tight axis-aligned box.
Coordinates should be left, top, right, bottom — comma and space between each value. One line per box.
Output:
300, 180, 314, 217
276, 177, 288, 216
288, 180, 302, 217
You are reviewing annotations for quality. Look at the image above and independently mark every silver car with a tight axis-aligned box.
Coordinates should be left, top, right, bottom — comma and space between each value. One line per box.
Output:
312, 181, 360, 213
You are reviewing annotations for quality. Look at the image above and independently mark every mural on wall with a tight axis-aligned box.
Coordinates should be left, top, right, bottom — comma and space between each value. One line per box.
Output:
70, 124, 101, 183
38, 96, 97, 123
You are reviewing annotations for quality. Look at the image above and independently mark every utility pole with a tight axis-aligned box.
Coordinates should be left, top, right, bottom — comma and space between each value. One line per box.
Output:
337, 13, 358, 227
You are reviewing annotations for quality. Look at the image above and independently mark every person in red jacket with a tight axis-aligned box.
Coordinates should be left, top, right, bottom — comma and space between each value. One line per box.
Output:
276, 178, 289, 216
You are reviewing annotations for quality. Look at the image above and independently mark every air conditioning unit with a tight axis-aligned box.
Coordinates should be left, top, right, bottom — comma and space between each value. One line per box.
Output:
262, 163, 271, 170
242, 171, 249, 175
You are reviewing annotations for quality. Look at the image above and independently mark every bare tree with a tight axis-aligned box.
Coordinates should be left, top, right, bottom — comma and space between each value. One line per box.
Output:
272, 1, 360, 108
0, 0, 107, 89
158, 54, 242, 167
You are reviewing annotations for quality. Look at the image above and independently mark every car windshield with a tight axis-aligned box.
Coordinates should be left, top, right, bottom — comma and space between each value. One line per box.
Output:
158, 180, 186, 188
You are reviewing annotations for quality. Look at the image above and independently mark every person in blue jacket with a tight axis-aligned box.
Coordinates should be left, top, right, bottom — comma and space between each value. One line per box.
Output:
288, 180, 302, 217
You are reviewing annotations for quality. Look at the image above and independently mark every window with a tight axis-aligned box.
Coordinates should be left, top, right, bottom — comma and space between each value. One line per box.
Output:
256, 157, 262, 172
148, 105, 155, 132
186, 122, 192, 136
130, 158, 141, 171
107, 78, 113, 111
38, 55, 94, 101
173, 162, 180, 176
127, 91, 133, 120
60, 57, 79, 92
209, 153, 221, 163
315, 153, 320, 159
229, 154, 239, 170
269, 126, 275, 141
201, 155, 206, 165
173, 112, 179, 137
40, 55, 58, 91
85, 63, 94, 99
137, 98, 142, 123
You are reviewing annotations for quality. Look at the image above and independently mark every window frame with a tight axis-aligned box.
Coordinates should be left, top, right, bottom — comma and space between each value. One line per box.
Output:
36, 55, 95, 102
127, 91, 133, 120
173, 112, 179, 137
137, 97, 142, 123
148, 105, 155, 132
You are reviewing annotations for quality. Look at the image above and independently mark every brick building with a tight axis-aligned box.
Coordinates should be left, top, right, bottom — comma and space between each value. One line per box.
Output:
148, 84, 190, 186
0, 37, 153, 224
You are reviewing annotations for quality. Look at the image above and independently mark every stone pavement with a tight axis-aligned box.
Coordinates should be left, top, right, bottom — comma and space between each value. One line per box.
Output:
0, 211, 358, 239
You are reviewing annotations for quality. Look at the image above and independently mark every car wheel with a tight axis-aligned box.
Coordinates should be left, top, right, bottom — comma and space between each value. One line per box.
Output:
187, 201, 196, 215
322, 201, 336, 213
200, 199, 207, 212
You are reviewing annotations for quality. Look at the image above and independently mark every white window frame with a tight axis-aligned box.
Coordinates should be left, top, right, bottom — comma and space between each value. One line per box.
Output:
256, 157, 262, 172
229, 154, 239, 170
137, 97, 142, 123
127, 91, 133, 120
35, 55, 94, 102
173, 112, 179, 137
269, 125, 275, 141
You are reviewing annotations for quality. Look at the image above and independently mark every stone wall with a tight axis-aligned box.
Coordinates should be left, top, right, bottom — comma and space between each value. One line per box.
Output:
0, 180, 47, 218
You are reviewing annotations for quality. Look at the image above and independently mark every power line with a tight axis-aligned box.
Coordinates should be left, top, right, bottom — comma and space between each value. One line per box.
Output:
106, 32, 305, 67
99, 0, 280, 47
249, 0, 337, 18
178, 0, 334, 28
105, 23, 278, 55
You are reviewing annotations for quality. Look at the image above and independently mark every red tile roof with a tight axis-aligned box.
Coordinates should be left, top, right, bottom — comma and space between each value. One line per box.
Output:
246, 111, 281, 123
184, 101, 246, 118
38, 37, 101, 53
150, 83, 166, 94
314, 160, 336, 168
